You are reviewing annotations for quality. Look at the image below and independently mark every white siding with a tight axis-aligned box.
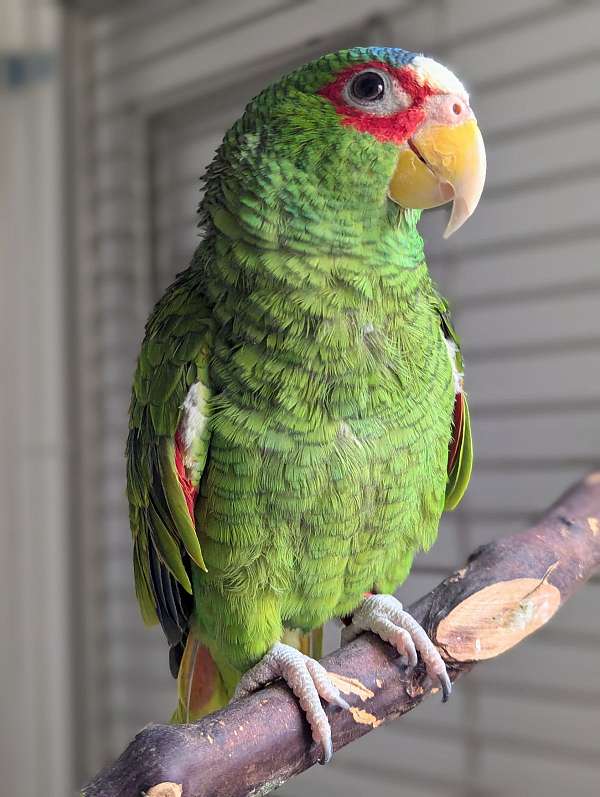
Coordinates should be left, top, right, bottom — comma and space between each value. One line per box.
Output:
0, 2, 72, 797
67, 0, 600, 793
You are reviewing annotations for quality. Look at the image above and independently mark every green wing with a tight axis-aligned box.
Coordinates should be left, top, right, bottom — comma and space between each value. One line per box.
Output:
437, 299, 474, 511
126, 267, 213, 651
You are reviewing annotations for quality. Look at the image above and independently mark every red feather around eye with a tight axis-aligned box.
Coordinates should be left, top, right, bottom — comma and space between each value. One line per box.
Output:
448, 391, 464, 474
174, 430, 199, 522
318, 60, 435, 144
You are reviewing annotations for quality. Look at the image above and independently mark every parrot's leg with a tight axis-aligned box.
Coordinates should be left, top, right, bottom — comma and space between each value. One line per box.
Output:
341, 594, 452, 701
233, 642, 349, 764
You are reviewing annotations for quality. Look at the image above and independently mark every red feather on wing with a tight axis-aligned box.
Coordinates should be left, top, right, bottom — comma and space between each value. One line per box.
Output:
448, 391, 464, 474
174, 430, 199, 521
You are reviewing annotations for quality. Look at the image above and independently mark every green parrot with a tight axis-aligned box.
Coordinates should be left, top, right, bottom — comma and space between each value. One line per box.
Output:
126, 46, 484, 762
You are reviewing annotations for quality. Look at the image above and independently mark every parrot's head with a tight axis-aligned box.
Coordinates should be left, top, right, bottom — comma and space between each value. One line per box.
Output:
227, 47, 486, 240
320, 47, 486, 237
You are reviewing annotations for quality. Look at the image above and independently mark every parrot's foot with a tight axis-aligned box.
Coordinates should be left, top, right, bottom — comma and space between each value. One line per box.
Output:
341, 594, 452, 702
233, 642, 349, 764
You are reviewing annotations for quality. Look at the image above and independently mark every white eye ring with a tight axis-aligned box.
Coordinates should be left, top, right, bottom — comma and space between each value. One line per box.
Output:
343, 68, 411, 115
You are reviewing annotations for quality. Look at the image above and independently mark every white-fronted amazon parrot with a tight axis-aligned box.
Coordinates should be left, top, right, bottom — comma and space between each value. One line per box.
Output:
126, 46, 484, 762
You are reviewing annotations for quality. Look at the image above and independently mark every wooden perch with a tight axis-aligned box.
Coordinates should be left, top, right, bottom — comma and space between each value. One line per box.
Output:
83, 472, 600, 797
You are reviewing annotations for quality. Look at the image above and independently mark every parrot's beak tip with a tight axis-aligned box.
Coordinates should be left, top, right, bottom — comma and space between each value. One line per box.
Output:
443, 191, 482, 239
443, 196, 466, 239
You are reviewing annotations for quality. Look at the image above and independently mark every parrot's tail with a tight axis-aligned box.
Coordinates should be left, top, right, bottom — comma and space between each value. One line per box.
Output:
170, 625, 324, 723
170, 631, 233, 724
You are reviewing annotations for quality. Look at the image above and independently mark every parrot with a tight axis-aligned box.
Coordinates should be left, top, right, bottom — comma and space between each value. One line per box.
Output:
126, 46, 485, 763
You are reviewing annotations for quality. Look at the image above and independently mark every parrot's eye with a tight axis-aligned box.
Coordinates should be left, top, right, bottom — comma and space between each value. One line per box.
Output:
350, 71, 385, 102
342, 67, 410, 115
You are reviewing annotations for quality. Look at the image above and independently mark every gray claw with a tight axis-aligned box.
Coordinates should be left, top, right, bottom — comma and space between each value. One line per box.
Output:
320, 736, 333, 765
332, 694, 350, 710
439, 670, 452, 703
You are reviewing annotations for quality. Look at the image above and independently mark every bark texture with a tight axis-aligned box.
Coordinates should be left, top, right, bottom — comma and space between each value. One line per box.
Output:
84, 472, 600, 797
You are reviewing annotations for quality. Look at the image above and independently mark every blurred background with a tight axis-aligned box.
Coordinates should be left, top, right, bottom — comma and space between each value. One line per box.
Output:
1, 0, 599, 795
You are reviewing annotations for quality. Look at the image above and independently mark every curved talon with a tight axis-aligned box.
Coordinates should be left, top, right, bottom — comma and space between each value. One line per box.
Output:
321, 734, 333, 765
345, 594, 451, 703
233, 642, 347, 764
437, 669, 452, 702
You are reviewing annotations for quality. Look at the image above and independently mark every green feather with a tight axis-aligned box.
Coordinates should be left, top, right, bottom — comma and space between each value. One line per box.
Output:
147, 501, 193, 592
133, 544, 158, 625
444, 394, 473, 511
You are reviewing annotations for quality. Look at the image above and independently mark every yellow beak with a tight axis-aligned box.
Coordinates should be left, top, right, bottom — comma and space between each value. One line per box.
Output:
388, 119, 486, 238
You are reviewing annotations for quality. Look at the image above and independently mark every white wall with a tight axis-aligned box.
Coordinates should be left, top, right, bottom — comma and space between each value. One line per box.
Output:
0, 2, 72, 796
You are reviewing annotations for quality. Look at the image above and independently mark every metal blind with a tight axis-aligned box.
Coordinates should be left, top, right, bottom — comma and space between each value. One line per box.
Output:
71, 0, 600, 793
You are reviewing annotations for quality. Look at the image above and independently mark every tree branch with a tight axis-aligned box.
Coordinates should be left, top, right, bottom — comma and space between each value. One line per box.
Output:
84, 472, 600, 797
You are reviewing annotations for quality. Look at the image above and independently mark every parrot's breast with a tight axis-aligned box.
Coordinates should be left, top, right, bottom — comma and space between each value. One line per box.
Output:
197, 260, 455, 631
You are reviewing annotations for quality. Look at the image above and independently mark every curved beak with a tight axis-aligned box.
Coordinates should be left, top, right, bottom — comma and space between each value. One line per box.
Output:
388, 119, 486, 238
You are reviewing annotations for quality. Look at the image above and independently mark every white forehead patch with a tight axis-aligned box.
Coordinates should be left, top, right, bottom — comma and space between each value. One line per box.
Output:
411, 56, 469, 101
